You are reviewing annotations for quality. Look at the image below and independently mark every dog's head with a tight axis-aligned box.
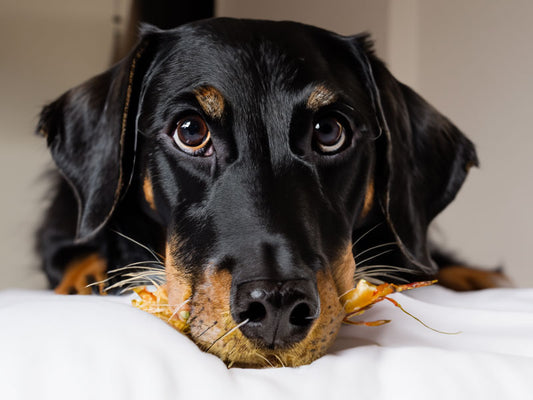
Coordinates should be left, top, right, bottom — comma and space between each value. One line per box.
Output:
38, 18, 477, 367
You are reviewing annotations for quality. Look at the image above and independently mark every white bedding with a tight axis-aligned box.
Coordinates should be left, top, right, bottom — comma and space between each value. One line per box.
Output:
1, 286, 532, 400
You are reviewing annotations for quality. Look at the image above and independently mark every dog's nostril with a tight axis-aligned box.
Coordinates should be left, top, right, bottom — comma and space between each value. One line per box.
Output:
239, 301, 267, 323
232, 279, 319, 348
289, 302, 313, 327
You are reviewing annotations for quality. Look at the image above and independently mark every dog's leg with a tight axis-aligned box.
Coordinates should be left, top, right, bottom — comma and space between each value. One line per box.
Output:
37, 175, 107, 294
54, 253, 107, 295
431, 248, 513, 290
38, 174, 166, 294
436, 265, 513, 291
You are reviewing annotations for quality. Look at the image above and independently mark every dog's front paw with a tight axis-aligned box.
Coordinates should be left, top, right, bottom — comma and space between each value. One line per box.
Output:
437, 265, 514, 291
54, 254, 107, 295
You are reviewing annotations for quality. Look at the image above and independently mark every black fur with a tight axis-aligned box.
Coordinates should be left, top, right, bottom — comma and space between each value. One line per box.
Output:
36, 18, 477, 290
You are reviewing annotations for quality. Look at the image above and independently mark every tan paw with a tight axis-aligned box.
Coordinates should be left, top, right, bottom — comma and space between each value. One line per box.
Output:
55, 254, 107, 295
437, 265, 513, 291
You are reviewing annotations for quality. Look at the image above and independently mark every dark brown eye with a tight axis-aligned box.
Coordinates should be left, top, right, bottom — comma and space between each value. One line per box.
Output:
172, 115, 212, 155
313, 116, 346, 153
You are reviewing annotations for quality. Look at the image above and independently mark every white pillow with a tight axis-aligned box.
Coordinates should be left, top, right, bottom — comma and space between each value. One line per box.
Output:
1, 287, 532, 400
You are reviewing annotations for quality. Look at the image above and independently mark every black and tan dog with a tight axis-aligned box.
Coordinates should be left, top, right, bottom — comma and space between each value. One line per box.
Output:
36, 18, 509, 367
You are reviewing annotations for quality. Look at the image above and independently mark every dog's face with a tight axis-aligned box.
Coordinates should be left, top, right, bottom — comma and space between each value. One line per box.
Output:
38, 19, 477, 367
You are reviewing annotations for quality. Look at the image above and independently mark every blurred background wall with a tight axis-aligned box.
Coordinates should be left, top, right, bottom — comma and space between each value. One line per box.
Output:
0, 0, 531, 289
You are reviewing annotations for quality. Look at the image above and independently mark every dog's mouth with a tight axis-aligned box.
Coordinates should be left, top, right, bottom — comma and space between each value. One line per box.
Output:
185, 268, 344, 368
158, 244, 355, 368
134, 280, 344, 368
129, 239, 439, 368
116, 235, 435, 367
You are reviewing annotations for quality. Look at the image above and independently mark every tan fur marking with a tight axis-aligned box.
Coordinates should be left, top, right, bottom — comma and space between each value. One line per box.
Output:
143, 175, 156, 211
307, 85, 338, 111
437, 265, 514, 291
465, 161, 476, 173
361, 179, 374, 219
188, 266, 235, 356
55, 254, 107, 295
194, 86, 225, 119
332, 243, 356, 295
165, 241, 193, 308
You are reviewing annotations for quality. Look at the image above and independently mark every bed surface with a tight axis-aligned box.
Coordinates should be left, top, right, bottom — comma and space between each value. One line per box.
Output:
1, 286, 532, 400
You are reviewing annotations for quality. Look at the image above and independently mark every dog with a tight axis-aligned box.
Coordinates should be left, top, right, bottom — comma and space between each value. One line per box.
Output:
36, 18, 509, 367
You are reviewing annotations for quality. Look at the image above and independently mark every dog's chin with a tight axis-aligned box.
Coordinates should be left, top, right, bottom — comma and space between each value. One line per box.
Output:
184, 268, 345, 368
190, 314, 344, 368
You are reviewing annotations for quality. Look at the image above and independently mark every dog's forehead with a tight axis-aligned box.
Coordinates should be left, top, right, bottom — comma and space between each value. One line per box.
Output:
151, 19, 362, 103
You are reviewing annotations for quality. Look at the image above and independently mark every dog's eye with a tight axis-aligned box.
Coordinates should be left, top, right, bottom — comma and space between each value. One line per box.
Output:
312, 116, 346, 153
172, 115, 212, 156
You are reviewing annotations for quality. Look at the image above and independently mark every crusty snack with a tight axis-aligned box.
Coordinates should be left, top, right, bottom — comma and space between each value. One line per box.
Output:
132, 286, 190, 334
132, 279, 437, 334
340, 279, 437, 326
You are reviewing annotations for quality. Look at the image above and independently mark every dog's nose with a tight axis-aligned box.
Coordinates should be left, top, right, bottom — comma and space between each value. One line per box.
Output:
231, 279, 320, 349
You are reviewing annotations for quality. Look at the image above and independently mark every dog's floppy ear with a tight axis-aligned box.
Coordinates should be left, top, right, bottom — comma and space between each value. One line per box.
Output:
37, 30, 159, 242
350, 35, 478, 275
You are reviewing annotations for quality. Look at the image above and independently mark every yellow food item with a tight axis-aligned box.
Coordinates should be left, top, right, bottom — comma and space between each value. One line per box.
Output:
132, 286, 190, 334
340, 279, 437, 326
341, 279, 436, 313
132, 279, 437, 335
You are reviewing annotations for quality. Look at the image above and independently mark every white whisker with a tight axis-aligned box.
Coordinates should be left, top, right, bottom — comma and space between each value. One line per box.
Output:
273, 354, 286, 368
121, 271, 166, 279
112, 230, 163, 262
355, 273, 410, 284
86, 275, 114, 288
355, 264, 414, 273
352, 222, 383, 248
106, 273, 164, 292
120, 284, 154, 295
355, 269, 408, 278
255, 352, 275, 368
108, 262, 164, 274
339, 287, 356, 298
356, 249, 394, 267
355, 242, 397, 261
167, 298, 192, 322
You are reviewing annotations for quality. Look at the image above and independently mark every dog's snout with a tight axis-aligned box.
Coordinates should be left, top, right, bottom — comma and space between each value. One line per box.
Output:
232, 279, 319, 349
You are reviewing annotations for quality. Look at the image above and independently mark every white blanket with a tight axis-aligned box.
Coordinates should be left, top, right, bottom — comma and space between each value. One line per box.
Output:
1, 286, 532, 400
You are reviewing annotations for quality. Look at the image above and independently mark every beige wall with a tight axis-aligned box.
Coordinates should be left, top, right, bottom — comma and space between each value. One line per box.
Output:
217, 0, 390, 56
0, 1, 531, 289
0, 0, 115, 289
416, 0, 533, 286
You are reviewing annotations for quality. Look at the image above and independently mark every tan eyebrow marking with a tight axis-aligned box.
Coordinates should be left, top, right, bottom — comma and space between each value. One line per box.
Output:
194, 86, 225, 119
360, 179, 374, 219
143, 175, 156, 211
306, 85, 338, 111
